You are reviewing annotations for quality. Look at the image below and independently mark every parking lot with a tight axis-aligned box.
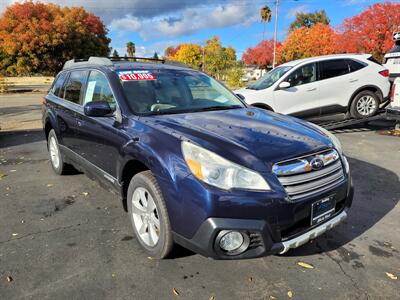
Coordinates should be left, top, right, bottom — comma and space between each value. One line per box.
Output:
0, 93, 399, 300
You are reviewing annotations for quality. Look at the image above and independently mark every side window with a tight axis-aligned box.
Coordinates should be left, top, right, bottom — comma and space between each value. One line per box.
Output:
285, 63, 317, 87
319, 59, 350, 80
83, 71, 116, 109
63, 70, 87, 104
51, 72, 67, 97
347, 59, 366, 72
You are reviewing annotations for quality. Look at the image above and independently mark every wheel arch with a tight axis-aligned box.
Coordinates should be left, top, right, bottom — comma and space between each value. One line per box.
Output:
348, 85, 384, 111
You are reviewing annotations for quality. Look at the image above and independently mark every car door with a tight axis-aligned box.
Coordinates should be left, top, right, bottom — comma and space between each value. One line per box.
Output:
54, 70, 88, 151
273, 62, 320, 117
317, 59, 356, 115
73, 70, 126, 179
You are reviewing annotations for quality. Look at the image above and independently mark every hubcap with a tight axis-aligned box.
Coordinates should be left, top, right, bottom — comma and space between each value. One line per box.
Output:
131, 187, 160, 247
356, 95, 376, 116
49, 136, 60, 169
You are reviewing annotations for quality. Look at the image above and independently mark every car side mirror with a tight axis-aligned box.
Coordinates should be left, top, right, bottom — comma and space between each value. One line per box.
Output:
84, 101, 113, 117
278, 81, 291, 89
236, 93, 245, 100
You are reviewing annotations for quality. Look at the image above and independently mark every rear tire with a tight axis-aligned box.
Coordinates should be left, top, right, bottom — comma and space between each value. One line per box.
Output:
127, 170, 173, 259
47, 129, 67, 175
350, 90, 379, 119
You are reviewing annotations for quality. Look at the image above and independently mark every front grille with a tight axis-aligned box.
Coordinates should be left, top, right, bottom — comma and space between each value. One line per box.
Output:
273, 149, 345, 201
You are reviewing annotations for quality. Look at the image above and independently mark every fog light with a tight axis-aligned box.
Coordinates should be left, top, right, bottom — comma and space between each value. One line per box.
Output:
219, 231, 244, 252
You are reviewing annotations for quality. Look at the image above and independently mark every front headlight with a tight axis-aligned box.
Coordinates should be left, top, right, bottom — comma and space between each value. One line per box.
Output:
181, 141, 270, 191
308, 123, 343, 154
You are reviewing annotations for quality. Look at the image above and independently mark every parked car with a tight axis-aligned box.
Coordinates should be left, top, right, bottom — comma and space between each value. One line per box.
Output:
383, 31, 400, 83
43, 57, 353, 259
236, 54, 390, 119
386, 77, 400, 130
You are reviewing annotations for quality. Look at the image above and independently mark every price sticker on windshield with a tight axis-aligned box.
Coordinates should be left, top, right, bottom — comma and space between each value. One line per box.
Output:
117, 70, 157, 81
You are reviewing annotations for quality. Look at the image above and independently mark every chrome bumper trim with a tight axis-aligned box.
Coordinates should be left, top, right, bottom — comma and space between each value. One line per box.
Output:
279, 210, 348, 254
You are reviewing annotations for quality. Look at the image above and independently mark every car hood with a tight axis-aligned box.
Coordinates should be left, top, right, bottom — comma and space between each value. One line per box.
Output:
141, 108, 333, 170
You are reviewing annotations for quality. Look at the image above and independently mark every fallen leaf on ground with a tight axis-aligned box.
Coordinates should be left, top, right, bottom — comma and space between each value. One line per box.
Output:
248, 277, 253, 282
209, 296, 215, 300
385, 272, 397, 280
297, 261, 314, 269
6, 276, 13, 282
47, 184, 53, 187
0, 173, 7, 179
269, 296, 277, 300
287, 291, 294, 298
12, 233, 18, 236
172, 288, 179, 296
82, 192, 89, 196
9, 170, 16, 172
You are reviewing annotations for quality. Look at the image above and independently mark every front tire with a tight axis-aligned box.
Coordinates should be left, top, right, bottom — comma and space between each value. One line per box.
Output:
127, 171, 173, 259
47, 129, 67, 175
350, 90, 379, 119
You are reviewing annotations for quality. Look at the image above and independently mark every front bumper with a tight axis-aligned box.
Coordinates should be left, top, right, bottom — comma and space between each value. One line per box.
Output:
173, 179, 353, 259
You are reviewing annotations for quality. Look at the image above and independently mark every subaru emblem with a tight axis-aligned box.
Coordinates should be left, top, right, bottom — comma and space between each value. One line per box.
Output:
310, 158, 324, 170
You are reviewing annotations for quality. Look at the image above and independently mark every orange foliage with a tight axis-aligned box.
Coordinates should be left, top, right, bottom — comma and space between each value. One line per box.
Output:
0, 1, 110, 75
337, 2, 400, 61
242, 39, 281, 68
278, 23, 340, 63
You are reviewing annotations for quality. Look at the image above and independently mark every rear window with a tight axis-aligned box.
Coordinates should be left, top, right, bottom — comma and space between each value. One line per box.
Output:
367, 56, 383, 66
51, 72, 67, 97
347, 59, 366, 72
319, 59, 350, 80
63, 70, 87, 104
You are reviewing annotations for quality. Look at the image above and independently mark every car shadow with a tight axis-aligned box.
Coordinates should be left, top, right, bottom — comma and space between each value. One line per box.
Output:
0, 129, 44, 148
282, 156, 399, 257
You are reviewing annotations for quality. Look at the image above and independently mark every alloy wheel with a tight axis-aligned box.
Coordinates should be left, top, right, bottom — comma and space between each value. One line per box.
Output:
49, 136, 60, 169
356, 95, 377, 116
131, 187, 160, 247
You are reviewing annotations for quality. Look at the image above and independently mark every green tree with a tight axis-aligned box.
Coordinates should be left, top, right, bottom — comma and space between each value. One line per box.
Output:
112, 49, 119, 58
226, 66, 244, 89
289, 10, 330, 30
170, 44, 202, 69
204, 36, 236, 79
126, 42, 136, 57
153, 52, 159, 60
260, 5, 272, 41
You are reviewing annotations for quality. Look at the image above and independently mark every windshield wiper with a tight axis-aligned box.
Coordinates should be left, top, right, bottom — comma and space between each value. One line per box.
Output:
190, 105, 243, 112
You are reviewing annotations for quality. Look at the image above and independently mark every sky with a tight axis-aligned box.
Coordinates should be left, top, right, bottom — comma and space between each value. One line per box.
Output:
0, 0, 392, 58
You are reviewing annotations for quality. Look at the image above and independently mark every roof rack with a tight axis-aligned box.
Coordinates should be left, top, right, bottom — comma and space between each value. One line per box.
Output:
63, 56, 191, 69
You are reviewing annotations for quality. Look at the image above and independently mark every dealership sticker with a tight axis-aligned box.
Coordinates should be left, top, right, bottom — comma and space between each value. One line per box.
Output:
117, 70, 156, 81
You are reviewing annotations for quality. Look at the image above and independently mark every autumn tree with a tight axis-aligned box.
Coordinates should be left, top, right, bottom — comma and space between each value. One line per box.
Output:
278, 23, 339, 63
164, 46, 179, 58
242, 39, 280, 68
169, 43, 202, 69
337, 2, 400, 61
204, 36, 236, 79
290, 10, 330, 30
0, 1, 110, 75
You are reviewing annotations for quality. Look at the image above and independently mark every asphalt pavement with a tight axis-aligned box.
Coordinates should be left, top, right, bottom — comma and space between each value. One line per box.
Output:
0, 95, 399, 300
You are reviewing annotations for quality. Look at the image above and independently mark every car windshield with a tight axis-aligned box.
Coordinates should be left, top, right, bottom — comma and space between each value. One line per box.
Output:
117, 69, 245, 115
247, 66, 292, 90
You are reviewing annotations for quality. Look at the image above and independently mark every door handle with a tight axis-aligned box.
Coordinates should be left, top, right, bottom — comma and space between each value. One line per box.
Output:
349, 79, 358, 83
307, 87, 317, 92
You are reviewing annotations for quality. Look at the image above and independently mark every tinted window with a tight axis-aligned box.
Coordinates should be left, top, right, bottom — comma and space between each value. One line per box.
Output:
52, 72, 67, 97
320, 59, 350, 80
285, 63, 317, 87
83, 71, 116, 109
347, 59, 366, 72
64, 70, 87, 104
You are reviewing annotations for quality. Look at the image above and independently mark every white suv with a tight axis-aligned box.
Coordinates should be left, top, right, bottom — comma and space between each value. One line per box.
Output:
236, 54, 391, 119
386, 77, 400, 129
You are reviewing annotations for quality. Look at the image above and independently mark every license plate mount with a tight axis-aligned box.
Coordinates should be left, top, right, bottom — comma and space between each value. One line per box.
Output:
311, 196, 336, 226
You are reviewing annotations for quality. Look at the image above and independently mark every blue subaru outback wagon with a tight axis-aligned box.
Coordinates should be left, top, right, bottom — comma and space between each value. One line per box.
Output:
42, 57, 353, 259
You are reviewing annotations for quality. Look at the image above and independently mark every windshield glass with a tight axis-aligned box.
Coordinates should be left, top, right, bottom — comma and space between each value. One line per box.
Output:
117, 69, 245, 115
247, 66, 292, 90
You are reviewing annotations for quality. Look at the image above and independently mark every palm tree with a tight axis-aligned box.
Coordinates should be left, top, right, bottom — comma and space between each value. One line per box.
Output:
126, 42, 135, 57
260, 5, 272, 41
